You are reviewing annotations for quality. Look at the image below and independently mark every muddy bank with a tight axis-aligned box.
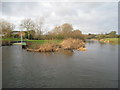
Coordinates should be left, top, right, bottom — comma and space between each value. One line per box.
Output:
99, 39, 113, 43
26, 38, 87, 52
91, 39, 113, 43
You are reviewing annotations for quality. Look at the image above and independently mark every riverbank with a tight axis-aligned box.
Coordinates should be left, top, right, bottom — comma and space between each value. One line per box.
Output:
1, 38, 62, 46
91, 38, 120, 45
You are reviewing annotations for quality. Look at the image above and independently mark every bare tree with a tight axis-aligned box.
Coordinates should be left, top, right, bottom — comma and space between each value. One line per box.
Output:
52, 26, 62, 34
34, 17, 44, 39
20, 18, 35, 39
0, 18, 14, 37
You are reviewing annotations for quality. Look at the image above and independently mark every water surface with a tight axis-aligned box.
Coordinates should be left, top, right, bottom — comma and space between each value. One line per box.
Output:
2, 40, 118, 88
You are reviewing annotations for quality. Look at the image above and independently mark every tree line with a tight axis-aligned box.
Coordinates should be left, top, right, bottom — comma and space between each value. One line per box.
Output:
1, 18, 85, 40
86, 31, 120, 39
1, 18, 119, 40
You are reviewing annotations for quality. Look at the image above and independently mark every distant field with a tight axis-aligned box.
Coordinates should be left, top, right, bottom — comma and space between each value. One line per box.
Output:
101, 38, 120, 45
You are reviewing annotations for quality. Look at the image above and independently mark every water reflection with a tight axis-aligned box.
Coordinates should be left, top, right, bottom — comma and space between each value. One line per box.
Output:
98, 41, 106, 45
42, 52, 55, 56
60, 50, 74, 56
29, 49, 74, 56
42, 50, 74, 56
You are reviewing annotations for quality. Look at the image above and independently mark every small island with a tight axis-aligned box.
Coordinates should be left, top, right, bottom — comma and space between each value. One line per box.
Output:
26, 38, 86, 52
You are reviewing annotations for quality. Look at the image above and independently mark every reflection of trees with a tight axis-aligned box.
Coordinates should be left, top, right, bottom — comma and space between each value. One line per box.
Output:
86, 39, 95, 45
38, 49, 74, 56
98, 41, 106, 45
98, 41, 107, 47
42, 52, 53, 56
61, 50, 74, 56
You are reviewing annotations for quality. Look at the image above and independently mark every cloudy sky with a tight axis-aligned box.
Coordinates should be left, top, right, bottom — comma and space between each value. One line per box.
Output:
0, 1, 118, 34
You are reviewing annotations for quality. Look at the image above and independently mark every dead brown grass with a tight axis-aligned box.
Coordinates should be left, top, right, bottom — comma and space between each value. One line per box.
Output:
60, 38, 85, 50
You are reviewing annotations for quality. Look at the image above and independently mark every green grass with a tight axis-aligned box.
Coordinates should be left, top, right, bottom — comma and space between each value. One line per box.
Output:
25, 40, 49, 44
2, 38, 63, 48
2, 38, 62, 43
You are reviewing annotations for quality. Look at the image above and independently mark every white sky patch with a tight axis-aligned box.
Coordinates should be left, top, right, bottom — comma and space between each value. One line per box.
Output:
1, 0, 119, 2
0, 2, 118, 34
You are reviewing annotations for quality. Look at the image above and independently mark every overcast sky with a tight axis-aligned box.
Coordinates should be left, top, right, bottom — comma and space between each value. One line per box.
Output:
1, 2, 118, 34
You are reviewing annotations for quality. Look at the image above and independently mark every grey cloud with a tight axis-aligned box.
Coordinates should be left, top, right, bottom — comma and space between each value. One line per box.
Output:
1, 2, 118, 34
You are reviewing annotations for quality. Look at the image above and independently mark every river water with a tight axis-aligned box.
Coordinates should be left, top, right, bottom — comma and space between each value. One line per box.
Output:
2, 40, 118, 88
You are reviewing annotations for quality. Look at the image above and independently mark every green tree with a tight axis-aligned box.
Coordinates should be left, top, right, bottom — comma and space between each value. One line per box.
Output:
29, 30, 36, 39
98, 34, 106, 39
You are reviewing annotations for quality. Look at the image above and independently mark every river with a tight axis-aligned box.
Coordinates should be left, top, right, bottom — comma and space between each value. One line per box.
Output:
2, 40, 118, 88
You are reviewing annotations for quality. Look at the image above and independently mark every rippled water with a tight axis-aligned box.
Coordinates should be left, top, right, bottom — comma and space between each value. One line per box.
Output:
2, 40, 118, 88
